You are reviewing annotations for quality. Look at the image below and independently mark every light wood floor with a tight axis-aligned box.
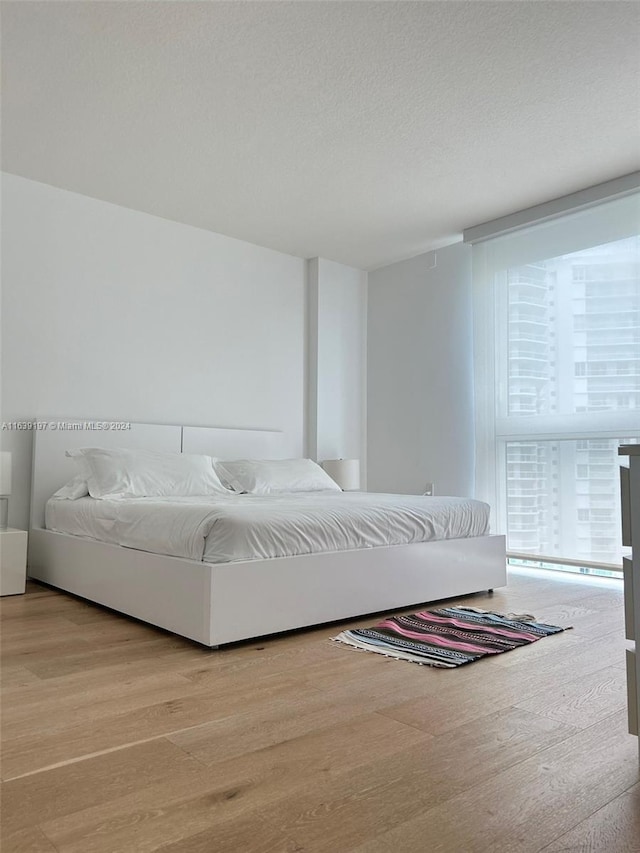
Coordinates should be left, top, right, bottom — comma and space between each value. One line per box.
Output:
1, 569, 639, 853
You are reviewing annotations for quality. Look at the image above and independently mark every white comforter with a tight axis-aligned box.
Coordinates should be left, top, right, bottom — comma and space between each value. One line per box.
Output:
45, 491, 490, 564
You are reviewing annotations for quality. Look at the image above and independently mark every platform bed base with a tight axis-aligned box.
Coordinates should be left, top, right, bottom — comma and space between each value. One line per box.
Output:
28, 529, 506, 647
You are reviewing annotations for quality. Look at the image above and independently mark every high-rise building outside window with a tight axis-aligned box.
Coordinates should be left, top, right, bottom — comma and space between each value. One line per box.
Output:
471, 191, 640, 574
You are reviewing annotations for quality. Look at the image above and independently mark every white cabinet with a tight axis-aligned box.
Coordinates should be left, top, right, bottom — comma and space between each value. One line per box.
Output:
619, 446, 640, 759
0, 528, 28, 596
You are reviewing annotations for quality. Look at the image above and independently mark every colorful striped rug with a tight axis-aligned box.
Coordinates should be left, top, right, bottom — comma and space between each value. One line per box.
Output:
332, 606, 567, 668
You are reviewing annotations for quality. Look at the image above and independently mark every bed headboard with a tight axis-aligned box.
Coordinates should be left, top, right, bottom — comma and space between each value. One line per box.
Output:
30, 421, 284, 530
181, 426, 283, 459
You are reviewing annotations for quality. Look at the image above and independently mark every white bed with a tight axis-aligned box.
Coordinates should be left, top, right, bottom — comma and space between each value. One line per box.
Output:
45, 491, 490, 563
28, 421, 507, 647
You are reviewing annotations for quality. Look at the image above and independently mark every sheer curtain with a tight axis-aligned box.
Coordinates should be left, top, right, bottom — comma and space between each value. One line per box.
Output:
471, 192, 640, 569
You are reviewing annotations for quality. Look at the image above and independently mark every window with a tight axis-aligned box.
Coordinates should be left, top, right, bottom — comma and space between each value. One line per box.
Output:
472, 192, 640, 570
573, 265, 587, 281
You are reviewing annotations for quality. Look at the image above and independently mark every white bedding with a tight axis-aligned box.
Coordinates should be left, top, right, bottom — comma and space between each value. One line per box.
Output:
45, 492, 490, 564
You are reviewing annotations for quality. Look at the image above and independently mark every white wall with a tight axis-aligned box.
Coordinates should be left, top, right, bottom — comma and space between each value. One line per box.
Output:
307, 258, 367, 484
1, 174, 307, 528
367, 242, 475, 497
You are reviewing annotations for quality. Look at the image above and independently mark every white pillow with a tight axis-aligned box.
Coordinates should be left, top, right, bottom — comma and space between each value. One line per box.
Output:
66, 447, 230, 499
51, 475, 89, 500
215, 458, 342, 495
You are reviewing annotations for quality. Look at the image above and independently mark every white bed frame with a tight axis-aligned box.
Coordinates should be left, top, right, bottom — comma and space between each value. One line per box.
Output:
28, 421, 506, 647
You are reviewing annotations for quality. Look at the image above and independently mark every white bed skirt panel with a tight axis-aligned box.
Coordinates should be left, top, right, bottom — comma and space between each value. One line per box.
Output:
28, 529, 506, 647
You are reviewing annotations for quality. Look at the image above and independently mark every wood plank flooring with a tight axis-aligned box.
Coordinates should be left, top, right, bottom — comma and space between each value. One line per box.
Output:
1, 569, 638, 852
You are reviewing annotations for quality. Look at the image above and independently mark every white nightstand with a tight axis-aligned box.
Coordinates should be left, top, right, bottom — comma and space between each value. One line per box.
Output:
0, 528, 28, 596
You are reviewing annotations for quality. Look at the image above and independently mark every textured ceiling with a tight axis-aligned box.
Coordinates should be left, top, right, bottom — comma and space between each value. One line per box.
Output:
2, 1, 639, 270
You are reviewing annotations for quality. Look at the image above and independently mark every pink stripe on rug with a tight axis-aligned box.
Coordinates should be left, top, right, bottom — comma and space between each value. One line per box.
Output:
375, 622, 502, 655
408, 612, 539, 642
